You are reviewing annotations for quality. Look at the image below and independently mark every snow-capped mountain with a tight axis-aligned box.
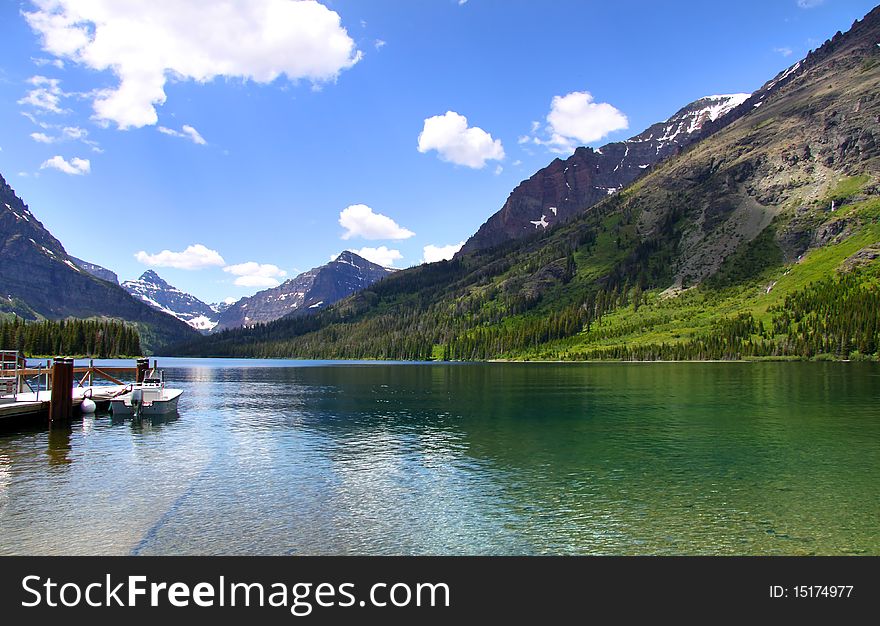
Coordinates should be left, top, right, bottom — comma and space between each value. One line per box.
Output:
459, 93, 750, 255
122, 270, 219, 332
216, 251, 395, 330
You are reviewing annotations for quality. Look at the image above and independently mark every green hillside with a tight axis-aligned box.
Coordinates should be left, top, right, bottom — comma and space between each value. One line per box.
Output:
173, 10, 880, 362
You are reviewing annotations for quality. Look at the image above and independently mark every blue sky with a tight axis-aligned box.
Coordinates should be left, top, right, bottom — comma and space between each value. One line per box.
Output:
0, 0, 876, 304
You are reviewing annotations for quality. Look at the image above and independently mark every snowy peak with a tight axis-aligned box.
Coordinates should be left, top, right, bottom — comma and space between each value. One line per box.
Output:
629, 93, 751, 152
215, 251, 394, 330
122, 270, 218, 332
137, 270, 172, 290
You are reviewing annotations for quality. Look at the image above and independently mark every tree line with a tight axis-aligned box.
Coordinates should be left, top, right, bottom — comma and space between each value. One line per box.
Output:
0, 317, 142, 358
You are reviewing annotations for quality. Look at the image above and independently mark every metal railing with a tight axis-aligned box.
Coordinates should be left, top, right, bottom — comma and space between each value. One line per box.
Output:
1, 350, 26, 401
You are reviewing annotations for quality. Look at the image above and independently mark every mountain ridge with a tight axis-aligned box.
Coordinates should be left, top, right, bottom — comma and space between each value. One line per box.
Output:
122, 270, 220, 332
172, 5, 880, 361
458, 93, 750, 255
1, 174, 199, 352
215, 250, 396, 330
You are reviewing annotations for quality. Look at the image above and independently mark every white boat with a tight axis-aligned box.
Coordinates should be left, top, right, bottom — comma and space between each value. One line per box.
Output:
110, 370, 183, 418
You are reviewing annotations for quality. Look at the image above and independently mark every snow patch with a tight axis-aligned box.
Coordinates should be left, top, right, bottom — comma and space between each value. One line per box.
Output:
530, 215, 549, 229
187, 316, 218, 331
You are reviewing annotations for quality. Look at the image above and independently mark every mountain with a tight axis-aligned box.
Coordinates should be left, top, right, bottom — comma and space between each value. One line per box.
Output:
70, 257, 118, 284
172, 7, 880, 362
0, 174, 199, 352
210, 300, 233, 314
458, 93, 749, 255
216, 251, 395, 330
122, 270, 219, 332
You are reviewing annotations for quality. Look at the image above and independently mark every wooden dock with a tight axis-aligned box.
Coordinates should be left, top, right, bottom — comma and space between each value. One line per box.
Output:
0, 354, 152, 429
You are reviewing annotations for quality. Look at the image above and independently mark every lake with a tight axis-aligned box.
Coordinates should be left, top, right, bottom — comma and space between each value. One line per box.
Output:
0, 359, 878, 555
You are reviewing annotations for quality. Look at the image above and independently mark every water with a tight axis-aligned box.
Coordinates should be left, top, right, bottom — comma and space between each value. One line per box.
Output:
0, 359, 878, 555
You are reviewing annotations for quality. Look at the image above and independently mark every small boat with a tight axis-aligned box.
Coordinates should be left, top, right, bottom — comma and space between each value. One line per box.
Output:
110, 369, 183, 418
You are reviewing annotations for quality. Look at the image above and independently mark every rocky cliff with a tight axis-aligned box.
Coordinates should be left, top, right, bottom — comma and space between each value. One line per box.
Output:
458, 94, 749, 254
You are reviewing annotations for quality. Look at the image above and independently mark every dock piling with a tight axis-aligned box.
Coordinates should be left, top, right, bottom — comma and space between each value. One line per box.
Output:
49, 357, 74, 423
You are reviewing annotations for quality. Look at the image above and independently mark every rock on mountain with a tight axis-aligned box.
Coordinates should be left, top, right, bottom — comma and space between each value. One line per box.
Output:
123, 270, 219, 332
458, 93, 749, 255
216, 251, 395, 330
210, 300, 233, 315
70, 257, 118, 284
0, 174, 199, 352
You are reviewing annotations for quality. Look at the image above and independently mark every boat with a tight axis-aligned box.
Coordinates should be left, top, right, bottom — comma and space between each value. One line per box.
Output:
109, 369, 183, 418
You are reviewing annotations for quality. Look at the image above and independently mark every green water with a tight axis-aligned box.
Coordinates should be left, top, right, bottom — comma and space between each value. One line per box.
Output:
0, 359, 878, 555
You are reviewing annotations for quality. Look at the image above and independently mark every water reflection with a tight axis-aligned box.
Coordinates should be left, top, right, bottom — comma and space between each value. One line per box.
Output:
0, 360, 878, 555
46, 426, 72, 468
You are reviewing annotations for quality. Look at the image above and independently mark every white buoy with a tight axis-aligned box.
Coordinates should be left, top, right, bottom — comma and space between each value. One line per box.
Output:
81, 398, 97, 414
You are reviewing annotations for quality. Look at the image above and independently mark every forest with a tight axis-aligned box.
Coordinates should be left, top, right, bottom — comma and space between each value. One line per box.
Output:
0, 317, 142, 358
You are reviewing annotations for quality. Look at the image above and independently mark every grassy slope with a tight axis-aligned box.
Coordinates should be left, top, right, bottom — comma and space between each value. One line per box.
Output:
519, 193, 880, 360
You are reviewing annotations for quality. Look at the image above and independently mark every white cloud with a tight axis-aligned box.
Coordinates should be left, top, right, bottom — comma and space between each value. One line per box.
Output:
417, 111, 505, 169
18, 75, 67, 114
40, 155, 90, 175
32, 57, 65, 69
223, 297, 238, 305
797, 0, 823, 8
494, 165, 503, 175
774, 47, 794, 57
135, 243, 225, 269
158, 124, 207, 145
223, 261, 287, 288
422, 242, 464, 263
62, 126, 87, 139
24, 0, 362, 129
545, 91, 628, 153
30, 125, 90, 145
339, 204, 415, 240
346, 246, 402, 267
525, 91, 628, 155
374, 39, 386, 50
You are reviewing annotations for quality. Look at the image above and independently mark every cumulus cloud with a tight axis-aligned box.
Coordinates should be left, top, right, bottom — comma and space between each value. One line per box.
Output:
223, 261, 287, 288
135, 243, 225, 269
525, 91, 628, 155
339, 204, 415, 240
417, 111, 505, 168
31, 132, 54, 143
40, 155, 90, 175
18, 75, 67, 114
345, 246, 402, 267
158, 124, 207, 145
23, 0, 362, 129
423, 242, 464, 263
